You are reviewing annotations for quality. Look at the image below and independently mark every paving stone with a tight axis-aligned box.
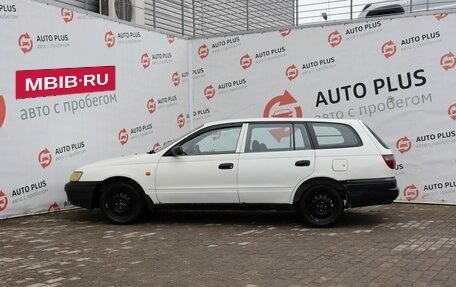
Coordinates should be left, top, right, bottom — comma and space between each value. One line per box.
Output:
0, 203, 455, 286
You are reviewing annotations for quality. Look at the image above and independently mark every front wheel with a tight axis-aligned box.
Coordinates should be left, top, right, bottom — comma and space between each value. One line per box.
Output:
299, 184, 343, 227
100, 181, 145, 224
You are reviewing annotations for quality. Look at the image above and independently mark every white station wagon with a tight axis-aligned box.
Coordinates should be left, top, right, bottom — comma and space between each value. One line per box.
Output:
65, 118, 399, 227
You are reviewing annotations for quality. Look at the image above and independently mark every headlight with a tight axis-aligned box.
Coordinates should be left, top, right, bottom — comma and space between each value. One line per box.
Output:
69, 171, 83, 182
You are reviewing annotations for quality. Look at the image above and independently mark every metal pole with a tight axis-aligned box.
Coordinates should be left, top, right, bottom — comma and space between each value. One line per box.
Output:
181, 0, 185, 36
295, 0, 299, 26
153, 0, 156, 29
192, 0, 195, 37
246, 0, 249, 31
350, 0, 353, 20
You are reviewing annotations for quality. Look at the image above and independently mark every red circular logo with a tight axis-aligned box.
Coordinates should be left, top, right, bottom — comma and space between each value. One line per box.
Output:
328, 31, 342, 47
240, 54, 252, 70
435, 13, 448, 21
286, 65, 298, 81
18, 33, 33, 54
404, 185, 419, 201
440, 52, 455, 71
48, 202, 61, 213
0, 190, 8, 212
167, 35, 175, 44
152, 142, 161, 152
382, 40, 397, 59
119, 128, 129, 145
396, 136, 412, 154
263, 90, 303, 118
177, 113, 185, 128
198, 44, 209, 59
172, 72, 180, 87
0, 95, 6, 129
105, 31, 115, 48
279, 29, 291, 37
204, 85, 215, 100
448, 104, 456, 120
38, 148, 52, 169
147, 98, 156, 114
61, 8, 74, 23
141, 53, 150, 69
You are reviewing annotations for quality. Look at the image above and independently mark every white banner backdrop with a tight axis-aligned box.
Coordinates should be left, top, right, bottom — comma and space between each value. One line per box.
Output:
0, 1, 455, 220
191, 14, 456, 204
0, 0, 190, 219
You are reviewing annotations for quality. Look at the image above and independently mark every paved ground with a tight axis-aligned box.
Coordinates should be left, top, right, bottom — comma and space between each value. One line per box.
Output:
0, 204, 455, 287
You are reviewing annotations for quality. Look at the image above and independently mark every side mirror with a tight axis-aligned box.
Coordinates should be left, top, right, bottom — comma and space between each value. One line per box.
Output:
171, 146, 184, 156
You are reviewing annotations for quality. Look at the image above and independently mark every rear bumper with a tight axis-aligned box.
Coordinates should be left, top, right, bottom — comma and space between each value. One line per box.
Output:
342, 177, 399, 208
64, 181, 100, 209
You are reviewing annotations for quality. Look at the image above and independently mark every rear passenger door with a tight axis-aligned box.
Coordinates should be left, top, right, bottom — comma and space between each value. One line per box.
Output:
237, 122, 315, 204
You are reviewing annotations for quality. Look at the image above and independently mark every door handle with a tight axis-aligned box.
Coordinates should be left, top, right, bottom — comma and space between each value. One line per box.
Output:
295, 160, 310, 167
218, 163, 234, 170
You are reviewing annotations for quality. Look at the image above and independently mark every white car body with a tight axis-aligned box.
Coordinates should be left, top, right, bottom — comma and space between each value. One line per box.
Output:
358, 0, 456, 18
65, 118, 399, 226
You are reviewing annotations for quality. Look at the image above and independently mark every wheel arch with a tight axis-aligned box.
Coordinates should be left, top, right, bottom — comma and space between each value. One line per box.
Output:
96, 176, 154, 210
292, 177, 346, 204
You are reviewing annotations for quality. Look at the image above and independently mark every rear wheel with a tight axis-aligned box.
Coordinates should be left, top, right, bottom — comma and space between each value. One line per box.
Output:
100, 181, 145, 224
299, 184, 343, 227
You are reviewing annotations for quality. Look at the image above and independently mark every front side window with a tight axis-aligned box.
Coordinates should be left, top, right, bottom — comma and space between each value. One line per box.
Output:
309, 122, 362, 149
181, 126, 241, 155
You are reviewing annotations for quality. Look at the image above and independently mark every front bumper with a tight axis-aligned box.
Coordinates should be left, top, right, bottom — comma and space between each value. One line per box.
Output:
342, 177, 399, 208
64, 181, 101, 209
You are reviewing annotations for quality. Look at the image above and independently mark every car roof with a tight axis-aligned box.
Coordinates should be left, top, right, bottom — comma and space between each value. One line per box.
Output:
202, 118, 362, 127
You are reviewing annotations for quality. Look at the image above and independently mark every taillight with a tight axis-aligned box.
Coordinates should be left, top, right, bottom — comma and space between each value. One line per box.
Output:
382, 154, 396, 169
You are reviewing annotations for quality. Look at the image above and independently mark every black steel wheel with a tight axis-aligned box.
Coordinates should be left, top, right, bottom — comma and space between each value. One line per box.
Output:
100, 181, 145, 224
299, 184, 343, 227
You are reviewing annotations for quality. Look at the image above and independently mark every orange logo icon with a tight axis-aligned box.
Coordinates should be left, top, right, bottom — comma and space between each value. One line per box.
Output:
404, 185, 419, 201
198, 44, 209, 59
118, 129, 129, 145
263, 90, 303, 118
147, 99, 156, 114
0, 191, 8, 212
204, 85, 215, 100
61, 8, 74, 23
18, 33, 33, 54
177, 113, 185, 128
240, 54, 252, 70
440, 52, 455, 71
382, 40, 397, 58
286, 65, 298, 81
141, 53, 150, 69
105, 31, 115, 48
172, 72, 180, 87
38, 148, 52, 169
328, 31, 342, 47
396, 136, 412, 154
0, 96, 6, 128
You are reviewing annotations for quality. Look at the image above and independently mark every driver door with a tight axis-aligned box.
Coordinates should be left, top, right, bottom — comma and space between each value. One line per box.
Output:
155, 124, 243, 203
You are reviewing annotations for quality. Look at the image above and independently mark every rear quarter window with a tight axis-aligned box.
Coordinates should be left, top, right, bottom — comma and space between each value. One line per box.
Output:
365, 125, 390, 149
309, 122, 362, 149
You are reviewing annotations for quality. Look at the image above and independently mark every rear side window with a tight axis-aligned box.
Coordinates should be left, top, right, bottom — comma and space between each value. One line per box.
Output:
309, 122, 362, 149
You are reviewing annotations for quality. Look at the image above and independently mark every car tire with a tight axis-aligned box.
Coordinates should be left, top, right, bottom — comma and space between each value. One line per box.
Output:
299, 184, 343, 227
100, 181, 145, 224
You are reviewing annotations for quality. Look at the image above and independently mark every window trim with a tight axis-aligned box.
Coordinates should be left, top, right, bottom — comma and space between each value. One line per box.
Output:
244, 122, 312, 153
163, 123, 243, 157
306, 121, 363, 149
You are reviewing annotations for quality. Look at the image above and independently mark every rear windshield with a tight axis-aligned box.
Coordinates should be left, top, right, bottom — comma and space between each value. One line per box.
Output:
365, 125, 390, 149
